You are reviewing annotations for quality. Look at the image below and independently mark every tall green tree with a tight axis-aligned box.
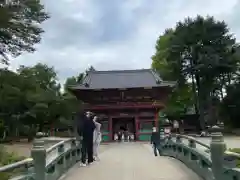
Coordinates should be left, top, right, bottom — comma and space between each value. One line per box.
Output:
152, 16, 239, 129
17, 63, 61, 131
0, 0, 49, 64
62, 72, 86, 120
152, 29, 194, 118
0, 63, 97, 140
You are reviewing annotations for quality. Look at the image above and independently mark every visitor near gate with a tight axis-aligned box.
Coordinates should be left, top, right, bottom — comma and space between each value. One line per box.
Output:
78, 111, 96, 166
121, 132, 124, 142
114, 133, 118, 141
173, 120, 179, 133
118, 131, 122, 142
150, 127, 162, 156
130, 133, 134, 141
93, 116, 102, 161
164, 127, 171, 137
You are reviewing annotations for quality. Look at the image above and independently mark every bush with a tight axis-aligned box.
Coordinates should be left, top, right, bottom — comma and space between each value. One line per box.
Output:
229, 148, 240, 154
0, 146, 25, 180
228, 148, 240, 167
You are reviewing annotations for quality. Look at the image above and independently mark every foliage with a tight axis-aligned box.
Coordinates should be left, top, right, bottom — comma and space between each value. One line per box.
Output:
229, 148, 240, 167
0, 0, 49, 64
162, 85, 194, 117
0, 146, 25, 179
152, 15, 239, 129
0, 63, 91, 141
221, 82, 240, 127
152, 28, 194, 118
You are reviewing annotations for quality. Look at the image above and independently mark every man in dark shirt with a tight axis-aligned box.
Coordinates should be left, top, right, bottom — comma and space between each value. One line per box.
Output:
150, 127, 162, 156
78, 111, 96, 166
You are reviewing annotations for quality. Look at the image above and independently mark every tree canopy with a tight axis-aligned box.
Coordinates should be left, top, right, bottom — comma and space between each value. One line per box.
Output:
0, 63, 92, 141
152, 15, 240, 129
0, 0, 49, 64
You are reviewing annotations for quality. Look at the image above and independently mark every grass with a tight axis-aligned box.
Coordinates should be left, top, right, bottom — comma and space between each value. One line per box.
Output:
0, 146, 25, 180
228, 148, 240, 168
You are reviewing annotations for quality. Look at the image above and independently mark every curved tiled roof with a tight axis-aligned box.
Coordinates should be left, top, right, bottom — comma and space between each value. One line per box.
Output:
69, 69, 175, 90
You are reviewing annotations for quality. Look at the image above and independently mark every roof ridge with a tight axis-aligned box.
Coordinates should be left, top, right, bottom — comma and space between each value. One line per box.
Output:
150, 69, 162, 83
88, 69, 151, 74
82, 72, 91, 86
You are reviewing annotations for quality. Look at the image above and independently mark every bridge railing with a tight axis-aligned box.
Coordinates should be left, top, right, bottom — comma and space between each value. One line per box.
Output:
162, 126, 240, 180
0, 158, 34, 180
0, 133, 81, 180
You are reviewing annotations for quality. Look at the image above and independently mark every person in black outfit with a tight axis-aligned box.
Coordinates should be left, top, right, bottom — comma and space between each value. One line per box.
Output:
77, 111, 96, 166
150, 127, 162, 156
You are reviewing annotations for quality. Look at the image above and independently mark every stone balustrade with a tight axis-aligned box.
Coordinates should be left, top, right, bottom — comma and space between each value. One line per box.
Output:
162, 126, 240, 180
1, 127, 240, 180
0, 132, 81, 180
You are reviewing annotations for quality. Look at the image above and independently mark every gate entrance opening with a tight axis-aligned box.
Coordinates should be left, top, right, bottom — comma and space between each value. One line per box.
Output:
112, 117, 135, 140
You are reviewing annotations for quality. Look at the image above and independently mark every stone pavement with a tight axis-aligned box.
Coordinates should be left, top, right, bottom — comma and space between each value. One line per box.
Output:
61, 143, 202, 180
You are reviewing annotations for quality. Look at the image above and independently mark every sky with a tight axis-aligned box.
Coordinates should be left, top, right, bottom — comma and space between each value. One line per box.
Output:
6, 0, 240, 83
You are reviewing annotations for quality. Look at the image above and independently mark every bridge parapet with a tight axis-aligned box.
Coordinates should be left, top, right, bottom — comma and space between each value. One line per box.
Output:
0, 132, 81, 180
162, 126, 240, 180
1, 129, 240, 180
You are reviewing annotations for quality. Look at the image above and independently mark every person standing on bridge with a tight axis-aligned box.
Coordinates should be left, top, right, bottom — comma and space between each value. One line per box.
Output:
150, 127, 162, 156
93, 116, 102, 161
78, 111, 96, 166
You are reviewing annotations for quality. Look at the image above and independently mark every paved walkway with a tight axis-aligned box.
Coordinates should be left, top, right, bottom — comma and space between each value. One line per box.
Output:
61, 143, 202, 180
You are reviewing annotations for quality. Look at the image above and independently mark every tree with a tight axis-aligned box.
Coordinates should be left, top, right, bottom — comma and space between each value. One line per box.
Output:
0, 69, 26, 137
17, 63, 61, 131
62, 72, 85, 120
152, 15, 239, 130
0, 63, 96, 140
0, 0, 49, 64
152, 29, 194, 119
88, 66, 96, 72
162, 85, 194, 117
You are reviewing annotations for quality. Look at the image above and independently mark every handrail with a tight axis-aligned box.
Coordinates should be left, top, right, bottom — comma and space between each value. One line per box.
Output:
163, 129, 240, 180
172, 134, 210, 149
45, 137, 77, 168
46, 140, 65, 153
0, 135, 81, 180
225, 151, 240, 158
46, 138, 74, 153
0, 158, 33, 172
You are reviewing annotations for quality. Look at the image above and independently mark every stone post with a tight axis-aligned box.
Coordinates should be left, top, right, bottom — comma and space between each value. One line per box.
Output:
188, 137, 196, 148
76, 137, 82, 162
71, 140, 77, 163
159, 128, 165, 147
176, 135, 182, 143
160, 128, 165, 140
31, 132, 46, 180
210, 125, 226, 180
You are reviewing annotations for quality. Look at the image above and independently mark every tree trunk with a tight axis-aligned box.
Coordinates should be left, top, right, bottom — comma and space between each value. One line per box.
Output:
191, 74, 199, 114
220, 75, 224, 100
195, 74, 205, 131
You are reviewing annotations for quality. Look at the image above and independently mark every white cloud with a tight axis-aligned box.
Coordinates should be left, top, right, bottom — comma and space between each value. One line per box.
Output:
6, 0, 240, 84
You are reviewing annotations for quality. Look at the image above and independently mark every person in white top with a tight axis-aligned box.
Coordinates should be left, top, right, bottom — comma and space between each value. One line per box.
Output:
173, 120, 179, 134
114, 133, 118, 141
93, 116, 102, 161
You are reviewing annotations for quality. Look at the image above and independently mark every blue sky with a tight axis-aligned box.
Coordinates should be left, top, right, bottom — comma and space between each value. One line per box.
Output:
7, 0, 240, 83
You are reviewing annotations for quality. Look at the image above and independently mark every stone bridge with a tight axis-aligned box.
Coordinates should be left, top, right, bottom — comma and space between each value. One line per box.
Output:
1, 127, 240, 180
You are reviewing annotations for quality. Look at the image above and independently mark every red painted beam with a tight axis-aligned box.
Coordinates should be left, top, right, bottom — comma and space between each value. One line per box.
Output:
138, 132, 153, 134
84, 103, 164, 110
